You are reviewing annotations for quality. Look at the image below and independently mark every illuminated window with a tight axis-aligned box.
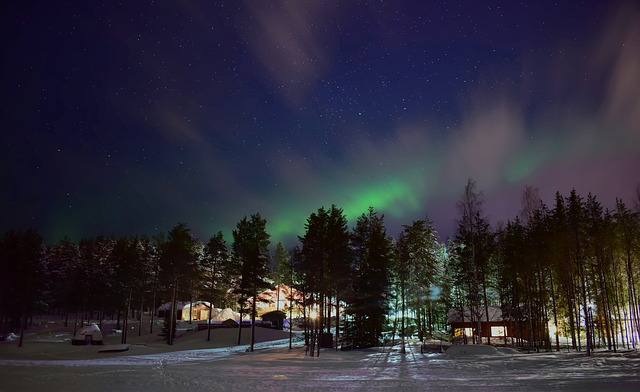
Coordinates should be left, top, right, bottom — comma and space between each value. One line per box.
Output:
464, 327, 473, 336
491, 326, 506, 337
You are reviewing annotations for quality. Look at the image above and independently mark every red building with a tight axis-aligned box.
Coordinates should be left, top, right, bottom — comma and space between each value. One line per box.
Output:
448, 305, 527, 343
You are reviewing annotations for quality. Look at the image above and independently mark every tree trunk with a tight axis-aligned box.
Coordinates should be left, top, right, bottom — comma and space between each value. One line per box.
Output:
250, 287, 257, 352
428, 302, 433, 339
579, 271, 591, 355
401, 276, 406, 354
567, 285, 577, 350
549, 272, 560, 351
121, 309, 128, 345
626, 253, 638, 348
17, 307, 28, 348
207, 275, 215, 342
335, 291, 340, 351
122, 288, 132, 344
289, 288, 293, 350
169, 279, 177, 345
302, 292, 308, 347
391, 292, 399, 349
483, 273, 491, 345
150, 290, 156, 334
73, 311, 79, 337
138, 293, 143, 337
237, 297, 244, 346
317, 293, 322, 357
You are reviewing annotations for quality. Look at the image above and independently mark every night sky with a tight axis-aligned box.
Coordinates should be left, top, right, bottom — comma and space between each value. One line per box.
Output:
2, 1, 639, 246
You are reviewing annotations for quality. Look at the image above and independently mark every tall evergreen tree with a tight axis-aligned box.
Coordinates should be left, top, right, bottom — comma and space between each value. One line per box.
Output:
613, 198, 640, 347
395, 218, 438, 352
347, 207, 393, 348
45, 236, 80, 330
566, 189, 592, 355
202, 231, 230, 342
549, 192, 579, 349
526, 203, 556, 351
453, 179, 495, 344
80, 236, 116, 330
298, 206, 328, 355
158, 223, 201, 345
232, 213, 271, 352
299, 205, 351, 355
0, 229, 47, 346
271, 242, 290, 312
129, 235, 159, 338
325, 205, 352, 350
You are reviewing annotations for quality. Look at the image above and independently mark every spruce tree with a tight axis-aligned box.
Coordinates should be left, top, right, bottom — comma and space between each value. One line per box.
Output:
203, 231, 230, 342
347, 207, 393, 348
232, 213, 271, 352
299, 205, 352, 355
158, 223, 201, 345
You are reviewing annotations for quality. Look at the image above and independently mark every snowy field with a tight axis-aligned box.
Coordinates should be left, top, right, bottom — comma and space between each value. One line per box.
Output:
1, 341, 639, 391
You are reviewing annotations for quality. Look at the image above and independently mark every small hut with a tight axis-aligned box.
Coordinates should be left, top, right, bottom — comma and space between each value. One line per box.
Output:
156, 302, 188, 320
447, 305, 525, 342
181, 301, 213, 321
261, 310, 286, 330
71, 323, 103, 345
222, 318, 238, 327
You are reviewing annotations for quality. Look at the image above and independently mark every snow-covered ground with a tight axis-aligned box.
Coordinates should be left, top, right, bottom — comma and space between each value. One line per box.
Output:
1, 341, 639, 391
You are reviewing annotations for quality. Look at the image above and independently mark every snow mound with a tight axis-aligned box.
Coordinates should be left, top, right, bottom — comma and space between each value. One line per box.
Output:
445, 344, 500, 357
214, 308, 240, 321
3, 333, 19, 341
496, 347, 520, 354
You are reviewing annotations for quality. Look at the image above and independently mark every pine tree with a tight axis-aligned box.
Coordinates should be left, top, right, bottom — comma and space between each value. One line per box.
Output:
453, 179, 495, 344
346, 207, 393, 348
159, 303, 175, 341
298, 205, 352, 355
158, 223, 201, 345
232, 213, 271, 352
271, 242, 291, 312
566, 189, 592, 355
395, 218, 439, 352
613, 198, 640, 348
46, 236, 80, 330
0, 229, 47, 347
202, 231, 230, 342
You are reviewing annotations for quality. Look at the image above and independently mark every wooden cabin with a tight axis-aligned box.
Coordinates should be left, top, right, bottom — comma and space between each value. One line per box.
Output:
448, 305, 527, 343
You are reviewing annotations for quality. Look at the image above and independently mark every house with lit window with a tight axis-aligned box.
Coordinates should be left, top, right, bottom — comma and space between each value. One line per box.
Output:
448, 305, 526, 342
247, 284, 305, 317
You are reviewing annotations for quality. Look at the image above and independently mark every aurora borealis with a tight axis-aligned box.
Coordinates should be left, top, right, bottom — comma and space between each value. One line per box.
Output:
2, 1, 639, 245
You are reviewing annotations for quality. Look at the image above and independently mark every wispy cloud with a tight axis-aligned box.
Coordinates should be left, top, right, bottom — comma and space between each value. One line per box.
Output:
244, 0, 339, 105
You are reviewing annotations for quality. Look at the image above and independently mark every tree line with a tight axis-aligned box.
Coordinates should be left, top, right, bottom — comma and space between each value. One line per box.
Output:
1, 180, 639, 355
448, 181, 640, 355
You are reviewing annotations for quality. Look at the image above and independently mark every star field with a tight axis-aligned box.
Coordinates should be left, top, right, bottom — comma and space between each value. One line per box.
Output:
2, 1, 639, 244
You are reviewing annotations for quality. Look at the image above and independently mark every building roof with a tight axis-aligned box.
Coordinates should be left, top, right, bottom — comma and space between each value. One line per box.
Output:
156, 301, 189, 312
447, 305, 503, 323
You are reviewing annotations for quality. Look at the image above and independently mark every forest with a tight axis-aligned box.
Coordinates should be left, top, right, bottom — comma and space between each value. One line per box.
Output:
1, 180, 639, 356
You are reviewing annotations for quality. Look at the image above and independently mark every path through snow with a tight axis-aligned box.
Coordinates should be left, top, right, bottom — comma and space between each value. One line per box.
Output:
1, 341, 639, 391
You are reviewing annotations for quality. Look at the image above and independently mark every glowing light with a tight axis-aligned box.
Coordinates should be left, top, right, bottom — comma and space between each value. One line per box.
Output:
428, 284, 441, 300
264, 173, 428, 245
491, 326, 506, 337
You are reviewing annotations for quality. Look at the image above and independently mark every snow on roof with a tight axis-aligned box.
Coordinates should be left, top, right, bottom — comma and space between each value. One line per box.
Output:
182, 301, 212, 310
447, 306, 503, 323
156, 301, 189, 312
